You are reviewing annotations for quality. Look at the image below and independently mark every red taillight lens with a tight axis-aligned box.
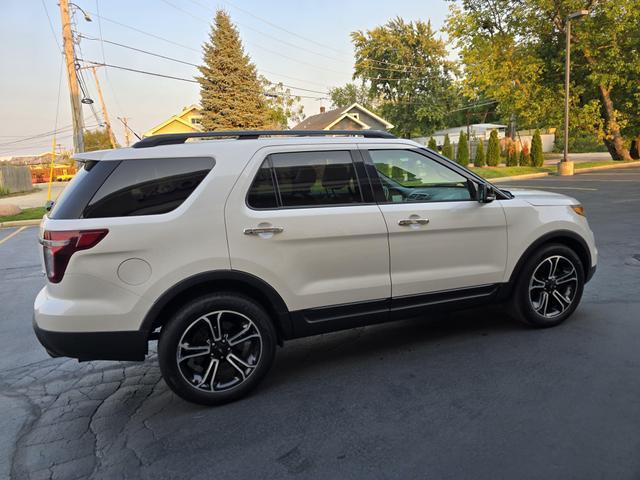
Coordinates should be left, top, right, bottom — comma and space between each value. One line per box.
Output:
40, 229, 108, 283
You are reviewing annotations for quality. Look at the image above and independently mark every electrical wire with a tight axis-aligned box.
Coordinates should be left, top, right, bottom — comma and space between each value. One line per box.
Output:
41, 0, 62, 52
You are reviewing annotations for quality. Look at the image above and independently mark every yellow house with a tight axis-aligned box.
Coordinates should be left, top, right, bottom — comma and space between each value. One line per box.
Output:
143, 105, 203, 137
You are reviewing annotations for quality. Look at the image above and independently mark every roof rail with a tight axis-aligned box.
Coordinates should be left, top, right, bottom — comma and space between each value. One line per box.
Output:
131, 129, 396, 148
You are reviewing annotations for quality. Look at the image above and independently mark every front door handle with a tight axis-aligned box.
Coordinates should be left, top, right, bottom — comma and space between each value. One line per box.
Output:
398, 218, 429, 226
243, 226, 284, 235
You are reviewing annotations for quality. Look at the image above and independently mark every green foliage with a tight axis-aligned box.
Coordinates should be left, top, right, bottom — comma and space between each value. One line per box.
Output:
352, 17, 457, 138
260, 78, 305, 129
486, 130, 500, 166
530, 129, 544, 167
474, 140, 485, 167
456, 131, 469, 166
446, 0, 640, 159
442, 134, 453, 159
519, 146, 531, 167
427, 137, 437, 150
506, 145, 518, 167
553, 127, 608, 153
328, 82, 377, 110
83, 129, 115, 152
197, 10, 271, 130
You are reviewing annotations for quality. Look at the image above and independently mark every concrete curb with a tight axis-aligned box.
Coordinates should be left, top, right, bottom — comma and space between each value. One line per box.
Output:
491, 172, 551, 183
0, 219, 42, 229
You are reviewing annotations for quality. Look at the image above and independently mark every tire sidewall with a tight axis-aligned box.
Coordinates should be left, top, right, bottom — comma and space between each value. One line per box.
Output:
513, 244, 585, 328
158, 293, 276, 406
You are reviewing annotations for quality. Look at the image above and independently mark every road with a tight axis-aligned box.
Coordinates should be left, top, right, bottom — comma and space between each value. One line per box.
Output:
0, 169, 639, 479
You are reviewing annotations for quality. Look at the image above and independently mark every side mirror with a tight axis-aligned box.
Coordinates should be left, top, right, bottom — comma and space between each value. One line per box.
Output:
476, 183, 496, 203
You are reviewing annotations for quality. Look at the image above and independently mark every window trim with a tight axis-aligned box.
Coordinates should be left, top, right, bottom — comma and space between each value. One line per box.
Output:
362, 148, 490, 204
245, 149, 374, 211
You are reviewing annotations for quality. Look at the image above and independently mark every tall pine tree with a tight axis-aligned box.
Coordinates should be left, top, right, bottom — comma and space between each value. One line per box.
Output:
197, 11, 271, 131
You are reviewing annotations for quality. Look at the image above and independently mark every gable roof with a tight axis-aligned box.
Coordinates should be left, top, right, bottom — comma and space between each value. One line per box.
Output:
144, 105, 202, 137
292, 103, 393, 131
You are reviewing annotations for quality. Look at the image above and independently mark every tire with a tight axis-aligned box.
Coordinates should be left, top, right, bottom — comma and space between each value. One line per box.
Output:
158, 293, 277, 406
511, 244, 585, 328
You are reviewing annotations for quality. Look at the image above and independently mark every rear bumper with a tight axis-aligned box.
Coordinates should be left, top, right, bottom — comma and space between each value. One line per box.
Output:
33, 316, 147, 361
586, 264, 597, 283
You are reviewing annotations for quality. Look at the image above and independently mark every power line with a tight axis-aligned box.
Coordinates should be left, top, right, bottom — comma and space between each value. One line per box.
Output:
41, 0, 62, 52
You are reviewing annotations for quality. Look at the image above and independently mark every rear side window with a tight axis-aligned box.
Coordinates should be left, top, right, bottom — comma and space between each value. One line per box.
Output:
247, 151, 362, 208
83, 157, 214, 218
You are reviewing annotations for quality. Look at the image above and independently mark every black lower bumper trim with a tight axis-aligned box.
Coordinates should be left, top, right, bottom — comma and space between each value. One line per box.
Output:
586, 264, 597, 283
33, 318, 147, 361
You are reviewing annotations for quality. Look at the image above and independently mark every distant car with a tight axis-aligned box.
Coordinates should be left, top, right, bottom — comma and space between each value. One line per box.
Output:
33, 130, 597, 406
55, 174, 74, 182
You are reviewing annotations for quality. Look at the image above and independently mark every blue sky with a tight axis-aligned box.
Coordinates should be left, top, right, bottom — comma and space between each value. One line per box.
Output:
0, 0, 451, 155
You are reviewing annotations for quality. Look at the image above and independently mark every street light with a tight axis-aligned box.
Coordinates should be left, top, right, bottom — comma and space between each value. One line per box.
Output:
559, 9, 589, 176
69, 3, 92, 22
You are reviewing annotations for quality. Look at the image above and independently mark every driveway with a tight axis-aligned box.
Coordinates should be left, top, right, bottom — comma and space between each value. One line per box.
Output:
1, 168, 639, 479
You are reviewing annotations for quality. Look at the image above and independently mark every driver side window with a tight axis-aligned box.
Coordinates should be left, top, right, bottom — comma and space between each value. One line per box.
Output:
369, 149, 473, 203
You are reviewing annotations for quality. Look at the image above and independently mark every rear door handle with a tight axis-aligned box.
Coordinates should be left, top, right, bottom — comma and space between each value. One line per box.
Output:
243, 226, 284, 235
398, 218, 429, 226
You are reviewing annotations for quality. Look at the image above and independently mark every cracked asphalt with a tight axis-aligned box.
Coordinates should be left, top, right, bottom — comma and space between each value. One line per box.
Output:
1, 168, 639, 479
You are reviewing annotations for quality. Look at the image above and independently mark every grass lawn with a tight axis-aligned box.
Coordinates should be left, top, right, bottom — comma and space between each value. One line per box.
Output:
573, 160, 621, 169
470, 166, 553, 179
0, 207, 46, 223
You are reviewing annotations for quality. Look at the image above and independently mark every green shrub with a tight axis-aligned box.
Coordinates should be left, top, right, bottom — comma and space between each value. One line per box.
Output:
474, 140, 485, 167
456, 131, 469, 166
531, 129, 544, 167
486, 130, 500, 166
442, 134, 453, 159
427, 137, 437, 150
519, 143, 531, 166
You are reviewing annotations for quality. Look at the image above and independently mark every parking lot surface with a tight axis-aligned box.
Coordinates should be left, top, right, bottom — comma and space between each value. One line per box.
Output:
1, 168, 639, 479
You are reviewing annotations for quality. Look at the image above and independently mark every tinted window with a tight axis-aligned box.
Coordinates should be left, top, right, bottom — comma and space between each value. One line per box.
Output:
83, 157, 214, 218
269, 151, 362, 207
369, 150, 472, 203
49, 160, 120, 219
247, 160, 278, 209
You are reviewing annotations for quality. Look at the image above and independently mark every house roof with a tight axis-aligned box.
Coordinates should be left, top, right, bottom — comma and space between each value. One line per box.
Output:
293, 103, 393, 130
144, 104, 202, 137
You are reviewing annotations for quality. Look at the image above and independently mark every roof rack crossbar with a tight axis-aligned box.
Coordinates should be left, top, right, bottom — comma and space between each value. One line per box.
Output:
132, 130, 396, 148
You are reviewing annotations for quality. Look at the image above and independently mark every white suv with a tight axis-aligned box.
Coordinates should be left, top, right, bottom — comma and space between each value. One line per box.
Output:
33, 130, 597, 405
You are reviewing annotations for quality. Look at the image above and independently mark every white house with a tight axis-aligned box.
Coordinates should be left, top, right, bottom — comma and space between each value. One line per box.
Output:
413, 123, 507, 147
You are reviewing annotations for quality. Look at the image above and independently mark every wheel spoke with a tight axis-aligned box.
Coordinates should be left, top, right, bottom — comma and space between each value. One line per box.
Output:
195, 358, 216, 388
552, 290, 571, 311
556, 269, 577, 285
548, 256, 560, 278
178, 344, 210, 363
228, 324, 259, 346
536, 291, 549, 316
200, 316, 219, 342
226, 353, 255, 380
209, 358, 220, 392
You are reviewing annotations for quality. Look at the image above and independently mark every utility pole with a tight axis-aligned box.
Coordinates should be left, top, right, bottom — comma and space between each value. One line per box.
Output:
59, 0, 85, 153
90, 66, 117, 148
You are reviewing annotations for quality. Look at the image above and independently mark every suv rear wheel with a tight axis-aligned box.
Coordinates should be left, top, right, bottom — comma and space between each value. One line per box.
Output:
511, 244, 585, 328
158, 293, 276, 405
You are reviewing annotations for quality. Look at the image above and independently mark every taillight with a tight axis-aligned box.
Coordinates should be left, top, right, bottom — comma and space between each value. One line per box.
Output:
39, 229, 108, 283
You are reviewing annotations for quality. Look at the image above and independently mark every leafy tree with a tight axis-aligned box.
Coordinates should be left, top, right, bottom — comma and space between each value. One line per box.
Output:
352, 17, 458, 138
427, 137, 437, 150
446, 0, 640, 160
519, 142, 531, 166
83, 129, 115, 152
506, 142, 518, 166
456, 131, 469, 166
261, 78, 305, 128
197, 10, 271, 130
530, 129, 544, 167
328, 82, 377, 110
474, 139, 485, 167
486, 129, 500, 166
442, 134, 453, 159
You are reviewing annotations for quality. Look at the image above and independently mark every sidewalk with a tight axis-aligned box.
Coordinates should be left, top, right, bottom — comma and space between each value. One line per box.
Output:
0, 183, 67, 209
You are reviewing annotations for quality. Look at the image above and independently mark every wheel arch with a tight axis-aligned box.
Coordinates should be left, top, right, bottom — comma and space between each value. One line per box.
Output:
141, 270, 292, 344
501, 230, 592, 298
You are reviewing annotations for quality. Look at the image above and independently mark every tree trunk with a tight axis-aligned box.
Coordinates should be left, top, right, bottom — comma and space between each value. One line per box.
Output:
629, 135, 640, 160
598, 84, 631, 161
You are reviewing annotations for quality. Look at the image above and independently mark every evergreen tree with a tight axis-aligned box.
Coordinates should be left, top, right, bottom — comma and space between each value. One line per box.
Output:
442, 134, 453, 159
519, 142, 531, 166
486, 130, 500, 166
428, 137, 437, 150
531, 129, 544, 167
456, 131, 469, 166
474, 140, 486, 167
506, 140, 518, 166
197, 10, 271, 130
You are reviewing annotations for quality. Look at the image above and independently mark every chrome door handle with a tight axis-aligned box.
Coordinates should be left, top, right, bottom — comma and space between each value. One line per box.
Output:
398, 218, 429, 226
243, 226, 284, 235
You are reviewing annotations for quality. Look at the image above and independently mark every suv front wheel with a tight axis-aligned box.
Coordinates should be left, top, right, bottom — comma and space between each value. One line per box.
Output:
511, 244, 585, 328
158, 293, 276, 405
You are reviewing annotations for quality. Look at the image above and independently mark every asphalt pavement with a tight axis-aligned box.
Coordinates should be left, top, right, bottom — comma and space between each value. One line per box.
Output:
0, 168, 639, 479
